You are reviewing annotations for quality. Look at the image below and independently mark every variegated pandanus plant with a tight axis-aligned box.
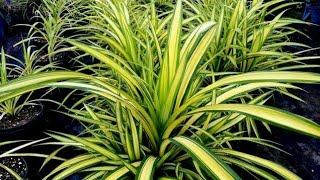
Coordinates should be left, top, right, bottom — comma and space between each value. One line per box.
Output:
1, 0, 320, 179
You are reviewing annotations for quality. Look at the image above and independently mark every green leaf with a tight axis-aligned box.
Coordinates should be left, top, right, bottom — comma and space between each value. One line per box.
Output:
136, 156, 158, 180
0, 163, 22, 180
190, 104, 320, 138
221, 156, 278, 180
39, 146, 65, 172
56, 133, 120, 160
43, 154, 98, 180
1, 48, 7, 85
52, 157, 102, 180
215, 149, 301, 180
105, 162, 141, 180
197, 71, 320, 97
171, 136, 241, 179
166, 0, 182, 82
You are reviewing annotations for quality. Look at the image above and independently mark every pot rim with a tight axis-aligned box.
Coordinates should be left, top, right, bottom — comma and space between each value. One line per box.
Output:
0, 156, 28, 178
0, 103, 43, 132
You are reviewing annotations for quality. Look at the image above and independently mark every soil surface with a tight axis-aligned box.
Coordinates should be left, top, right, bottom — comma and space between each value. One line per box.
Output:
0, 157, 27, 180
0, 105, 42, 130
242, 85, 320, 180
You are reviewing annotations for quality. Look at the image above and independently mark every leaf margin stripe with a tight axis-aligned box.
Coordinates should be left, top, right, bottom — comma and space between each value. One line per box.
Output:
136, 156, 158, 180
190, 104, 320, 138
215, 149, 302, 180
105, 161, 141, 180
171, 136, 241, 180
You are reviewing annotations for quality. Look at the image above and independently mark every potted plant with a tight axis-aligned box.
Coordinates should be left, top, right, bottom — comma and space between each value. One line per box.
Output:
0, 37, 58, 179
0, 36, 58, 137
0, 48, 45, 140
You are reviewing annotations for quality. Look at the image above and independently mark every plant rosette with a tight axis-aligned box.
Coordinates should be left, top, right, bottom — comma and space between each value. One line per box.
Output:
3, 0, 320, 179
0, 104, 43, 139
0, 156, 28, 180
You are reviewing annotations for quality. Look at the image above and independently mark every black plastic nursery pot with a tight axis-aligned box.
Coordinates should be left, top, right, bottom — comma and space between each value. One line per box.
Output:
0, 104, 44, 141
0, 156, 28, 180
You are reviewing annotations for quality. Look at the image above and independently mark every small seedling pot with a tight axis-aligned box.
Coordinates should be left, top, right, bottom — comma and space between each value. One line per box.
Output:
0, 156, 28, 180
0, 104, 44, 141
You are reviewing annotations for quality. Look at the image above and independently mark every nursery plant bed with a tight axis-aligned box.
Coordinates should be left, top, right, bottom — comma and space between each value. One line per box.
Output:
0, 157, 28, 180
2, 0, 320, 179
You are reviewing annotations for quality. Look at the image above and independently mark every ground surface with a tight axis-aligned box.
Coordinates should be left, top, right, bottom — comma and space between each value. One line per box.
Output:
245, 84, 320, 179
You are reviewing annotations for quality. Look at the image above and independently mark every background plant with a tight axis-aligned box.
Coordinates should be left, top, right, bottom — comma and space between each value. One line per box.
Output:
0, 0, 32, 12
177, 0, 320, 136
0, 0, 35, 24
18, 0, 90, 63
0, 40, 56, 119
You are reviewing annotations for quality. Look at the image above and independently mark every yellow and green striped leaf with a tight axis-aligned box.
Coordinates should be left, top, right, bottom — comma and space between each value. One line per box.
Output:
215, 149, 301, 180
191, 104, 320, 138
105, 162, 141, 180
136, 156, 158, 180
171, 136, 241, 180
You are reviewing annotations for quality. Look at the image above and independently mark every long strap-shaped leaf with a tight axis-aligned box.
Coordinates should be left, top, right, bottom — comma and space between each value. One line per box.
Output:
166, 0, 182, 83
164, 21, 216, 125
170, 136, 241, 180
215, 149, 301, 180
51, 157, 102, 180
43, 154, 98, 180
0, 163, 22, 180
136, 156, 158, 180
65, 39, 141, 91
197, 71, 320, 97
168, 72, 320, 126
105, 161, 141, 180
0, 73, 159, 150
1, 48, 8, 85
55, 133, 120, 160
158, 0, 182, 123
190, 104, 320, 138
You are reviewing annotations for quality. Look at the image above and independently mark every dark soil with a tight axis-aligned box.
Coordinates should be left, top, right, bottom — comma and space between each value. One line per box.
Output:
0, 157, 27, 180
0, 105, 42, 130
271, 85, 320, 179
238, 85, 320, 180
